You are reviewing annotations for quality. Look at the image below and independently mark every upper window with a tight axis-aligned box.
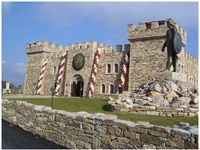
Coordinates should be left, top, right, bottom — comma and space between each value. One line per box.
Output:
53, 66, 56, 74
115, 63, 119, 73
102, 84, 105, 93
107, 64, 111, 73
110, 84, 114, 94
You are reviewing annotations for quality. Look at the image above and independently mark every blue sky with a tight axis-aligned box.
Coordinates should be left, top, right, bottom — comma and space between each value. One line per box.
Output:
2, 2, 198, 85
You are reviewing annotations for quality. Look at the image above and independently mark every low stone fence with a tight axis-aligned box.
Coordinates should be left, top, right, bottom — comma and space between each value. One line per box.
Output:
109, 104, 198, 117
2, 99, 198, 149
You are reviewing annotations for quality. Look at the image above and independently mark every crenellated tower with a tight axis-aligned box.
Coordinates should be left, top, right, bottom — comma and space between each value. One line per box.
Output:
128, 18, 189, 90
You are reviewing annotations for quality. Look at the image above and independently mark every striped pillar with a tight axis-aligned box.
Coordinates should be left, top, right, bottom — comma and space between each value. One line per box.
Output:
55, 51, 68, 96
89, 48, 101, 97
35, 59, 48, 95
119, 49, 129, 88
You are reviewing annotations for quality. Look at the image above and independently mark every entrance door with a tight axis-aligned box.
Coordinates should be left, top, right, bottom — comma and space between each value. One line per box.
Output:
76, 81, 84, 97
71, 74, 84, 97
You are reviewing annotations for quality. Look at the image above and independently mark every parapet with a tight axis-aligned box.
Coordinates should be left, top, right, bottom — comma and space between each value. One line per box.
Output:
128, 18, 187, 45
26, 41, 64, 54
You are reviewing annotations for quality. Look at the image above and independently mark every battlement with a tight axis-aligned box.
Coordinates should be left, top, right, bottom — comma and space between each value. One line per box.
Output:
26, 41, 64, 54
128, 18, 187, 45
179, 49, 198, 65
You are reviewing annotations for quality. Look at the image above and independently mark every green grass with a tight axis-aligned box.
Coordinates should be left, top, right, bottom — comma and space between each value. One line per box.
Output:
11, 97, 198, 127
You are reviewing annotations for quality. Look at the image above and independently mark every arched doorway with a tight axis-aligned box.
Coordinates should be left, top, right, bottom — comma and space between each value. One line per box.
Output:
71, 74, 84, 97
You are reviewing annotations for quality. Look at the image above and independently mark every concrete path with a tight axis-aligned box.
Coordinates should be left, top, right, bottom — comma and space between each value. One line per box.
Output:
2, 120, 67, 149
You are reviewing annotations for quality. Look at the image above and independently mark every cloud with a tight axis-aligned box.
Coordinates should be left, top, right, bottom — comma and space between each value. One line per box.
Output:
2, 60, 6, 65
33, 2, 197, 29
13, 62, 26, 75
2, 62, 25, 85
2, 2, 12, 14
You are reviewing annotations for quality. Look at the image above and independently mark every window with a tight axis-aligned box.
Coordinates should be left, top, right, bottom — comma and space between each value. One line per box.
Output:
53, 66, 56, 74
87, 45, 89, 48
102, 84, 105, 93
146, 23, 152, 29
158, 21, 165, 27
115, 63, 119, 73
110, 84, 114, 94
107, 64, 111, 73
181, 65, 184, 73
80, 46, 82, 49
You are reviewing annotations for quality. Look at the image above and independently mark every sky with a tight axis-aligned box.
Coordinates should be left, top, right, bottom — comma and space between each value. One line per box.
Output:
2, 2, 198, 86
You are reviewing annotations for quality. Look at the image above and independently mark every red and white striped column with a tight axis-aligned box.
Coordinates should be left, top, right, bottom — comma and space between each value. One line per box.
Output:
119, 49, 129, 88
89, 48, 101, 97
55, 51, 68, 96
35, 59, 48, 95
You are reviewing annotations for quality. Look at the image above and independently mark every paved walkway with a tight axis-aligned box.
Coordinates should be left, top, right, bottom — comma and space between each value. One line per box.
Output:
2, 120, 67, 149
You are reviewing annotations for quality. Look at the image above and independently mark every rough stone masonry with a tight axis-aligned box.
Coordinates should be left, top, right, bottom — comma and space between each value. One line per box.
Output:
23, 18, 198, 97
2, 99, 198, 149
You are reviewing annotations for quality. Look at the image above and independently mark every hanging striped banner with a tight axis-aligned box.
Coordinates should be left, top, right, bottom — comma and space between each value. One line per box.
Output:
119, 48, 129, 88
89, 48, 101, 97
55, 51, 68, 96
35, 59, 48, 95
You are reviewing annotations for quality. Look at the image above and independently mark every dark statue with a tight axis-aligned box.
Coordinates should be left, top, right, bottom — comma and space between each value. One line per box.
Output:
161, 20, 182, 72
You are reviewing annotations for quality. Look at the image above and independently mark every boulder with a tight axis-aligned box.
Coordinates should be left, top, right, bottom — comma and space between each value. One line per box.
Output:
165, 90, 178, 102
152, 96, 169, 107
149, 83, 162, 93
146, 91, 161, 97
170, 97, 190, 108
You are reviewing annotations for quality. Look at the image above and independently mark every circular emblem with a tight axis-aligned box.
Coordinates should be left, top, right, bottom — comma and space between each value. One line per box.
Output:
72, 53, 85, 71
173, 32, 182, 54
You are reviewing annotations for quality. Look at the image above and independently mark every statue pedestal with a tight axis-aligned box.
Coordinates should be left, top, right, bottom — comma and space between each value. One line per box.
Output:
155, 71, 187, 82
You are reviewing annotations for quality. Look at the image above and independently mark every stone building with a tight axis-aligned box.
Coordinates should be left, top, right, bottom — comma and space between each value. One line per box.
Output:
23, 18, 198, 97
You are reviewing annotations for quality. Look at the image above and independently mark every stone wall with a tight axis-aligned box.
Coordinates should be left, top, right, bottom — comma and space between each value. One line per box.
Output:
110, 104, 198, 117
2, 99, 198, 149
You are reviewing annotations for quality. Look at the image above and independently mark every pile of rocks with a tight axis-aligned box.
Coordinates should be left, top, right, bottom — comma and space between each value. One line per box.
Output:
108, 79, 198, 116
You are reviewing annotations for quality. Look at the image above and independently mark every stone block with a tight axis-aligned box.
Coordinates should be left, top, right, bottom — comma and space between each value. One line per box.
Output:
141, 134, 165, 146
129, 139, 143, 149
165, 138, 184, 148
148, 129, 168, 138
142, 144, 156, 149
155, 71, 187, 82
185, 141, 198, 149
130, 125, 148, 134
124, 130, 140, 139
108, 126, 123, 136
171, 128, 190, 140
188, 113, 196, 117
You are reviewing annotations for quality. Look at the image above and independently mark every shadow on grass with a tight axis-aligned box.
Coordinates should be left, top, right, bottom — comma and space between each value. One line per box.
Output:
102, 104, 113, 112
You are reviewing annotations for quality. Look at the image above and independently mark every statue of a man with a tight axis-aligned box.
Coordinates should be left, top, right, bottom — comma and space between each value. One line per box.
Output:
161, 20, 178, 72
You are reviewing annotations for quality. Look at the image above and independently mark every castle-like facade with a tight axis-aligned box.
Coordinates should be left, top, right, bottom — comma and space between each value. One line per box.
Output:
23, 19, 198, 97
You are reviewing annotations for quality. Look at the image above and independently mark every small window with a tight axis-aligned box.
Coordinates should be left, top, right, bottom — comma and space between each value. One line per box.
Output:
53, 66, 56, 74
102, 84, 105, 93
181, 65, 184, 73
87, 45, 89, 48
146, 23, 152, 29
107, 64, 111, 73
158, 21, 165, 26
80, 46, 82, 49
115, 63, 119, 73
110, 84, 114, 94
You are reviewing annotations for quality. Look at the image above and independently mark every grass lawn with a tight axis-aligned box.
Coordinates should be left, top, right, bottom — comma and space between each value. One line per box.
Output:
10, 97, 198, 127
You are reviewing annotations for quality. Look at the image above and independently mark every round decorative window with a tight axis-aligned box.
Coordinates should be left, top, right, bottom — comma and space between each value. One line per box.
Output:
72, 53, 85, 71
